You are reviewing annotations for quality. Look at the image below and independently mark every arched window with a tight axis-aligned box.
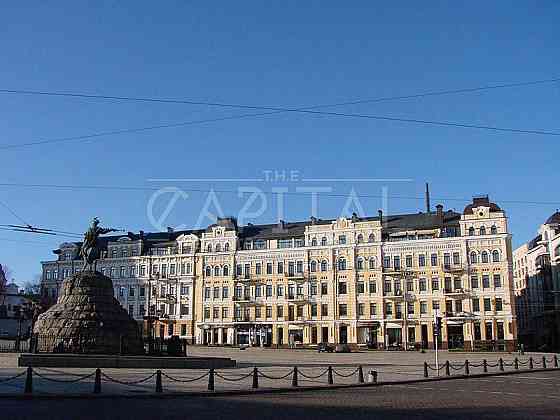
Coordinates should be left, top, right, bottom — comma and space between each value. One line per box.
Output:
310, 260, 317, 272
357, 234, 364, 244
214, 266, 221, 276
481, 251, 489, 263
356, 258, 364, 270
369, 257, 376, 269
223, 265, 229, 276
205, 266, 211, 276
207, 244, 212, 252
321, 237, 327, 246
479, 226, 486, 236
368, 233, 375, 243
224, 242, 230, 252
491, 225, 497, 235
215, 243, 221, 252
311, 238, 317, 246
492, 250, 500, 263
321, 260, 328, 272
468, 227, 475, 236
338, 258, 346, 271
470, 251, 478, 264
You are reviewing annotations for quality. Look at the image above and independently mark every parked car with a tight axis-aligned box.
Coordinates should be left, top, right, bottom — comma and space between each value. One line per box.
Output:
335, 343, 351, 353
317, 342, 334, 353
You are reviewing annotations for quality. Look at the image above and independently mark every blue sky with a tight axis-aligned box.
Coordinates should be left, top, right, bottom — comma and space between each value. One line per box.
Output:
0, 2, 559, 283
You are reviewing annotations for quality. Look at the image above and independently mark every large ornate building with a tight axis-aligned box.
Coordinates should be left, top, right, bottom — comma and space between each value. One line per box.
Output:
40, 195, 517, 351
513, 211, 560, 352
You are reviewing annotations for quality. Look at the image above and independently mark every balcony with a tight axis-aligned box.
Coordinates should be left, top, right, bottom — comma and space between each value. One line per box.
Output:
285, 272, 305, 280
444, 288, 471, 297
287, 294, 308, 302
443, 264, 467, 273
233, 295, 253, 303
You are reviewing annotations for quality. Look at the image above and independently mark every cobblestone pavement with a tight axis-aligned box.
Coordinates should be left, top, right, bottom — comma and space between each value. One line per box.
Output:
2, 370, 560, 419
0, 348, 556, 396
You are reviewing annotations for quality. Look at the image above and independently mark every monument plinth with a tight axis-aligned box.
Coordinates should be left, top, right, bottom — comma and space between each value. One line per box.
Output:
33, 271, 143, 355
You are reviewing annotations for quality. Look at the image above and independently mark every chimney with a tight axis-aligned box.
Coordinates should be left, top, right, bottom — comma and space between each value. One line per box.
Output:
378, 209, 383, 225
351, 212, 358, 223
436, 204, 443, 218
278, 220, 285, 229
425, 183, 431, 213
310, 216, 317, 225
139, 230, 145, 239
167, 226, 174, 233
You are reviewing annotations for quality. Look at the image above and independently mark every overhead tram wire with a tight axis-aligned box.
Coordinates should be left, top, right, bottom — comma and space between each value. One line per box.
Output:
0, 182, 559, 207
2, 77, 560, 151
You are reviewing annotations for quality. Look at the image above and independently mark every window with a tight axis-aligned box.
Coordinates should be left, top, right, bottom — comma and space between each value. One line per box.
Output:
338, 235, 346, 245
418, 254, 426, 267
277, 261, 284, 274
338, 258, 346, 271
406, 280, 413, 292
296, 261, 303, 273
321, 260, 328, 272
356, 258, 364, 270
207, 244, 212, 252
311, 238, 317, 246
405, 255, 413, 268
214, 266, 220, 276
479, 226, 486, 236
278, 239, 292, 249
453, 277, 462, 290
310, 260, 317, 272
321, 304, 329, 316
357, 234, 364, 243
431, 277, 439, 291
204, 287, 211, 300
370, 303, 377, 316
495, 298, 503, 311
244, 264, 250, 276
419, 278, 427, 292
431, 253, 438, 266
339, 304, 348, 317
368, 233, 375, 243
128, 305, 134, 316
444, 277, 452, 293
383, 280, 392, 293
223, 265, 229, 276
383, 256, 391, 268
453, 252, 460, 265
338, 282, 347, 294
213, 307, 220, 319
394, 256, 401, 270
266, 263, 273, 275
470, 251, 478, 264
321, 237, 327, 246
276, 285, 284, 297
481, 251, 489, 263
277, 305, 284, 318
255, 263, 262, 275
492, 250, 500, 262
139, 286, 146, 297
468, 227, 475, 236
482, 275, 490, 288
205, 266, 211, 277
224, 243, 230, 252
129, 286, 135, 297
266, 306, 272, 318
491, 225, 497, 234
369, 258, 376, 269
443, 254, 450, 267
358, 303, 365, 316
385, 302, 393, 316
420, 302, 427, 314
310, 282, 318, 296
357, 282, 365, 294
120, 266, 126, 278
455, 300, 463, 312
215, 243, 221, 252
493, 274, 502, 288
213, 287, 220, 299
255, 307, 261, 318
311, 304, 318, 317
407, 302, 414, 315
204, 307, 211, 319
119, 286, 125, 297
294, 238, 305, 248
321, 283, 328, 295
288, 262, 295, 276
254, 239, 266, 250
266, 284, 272, 297
369, 281, 376, 294
255, 285, 262, 297
472, 298, 480, 312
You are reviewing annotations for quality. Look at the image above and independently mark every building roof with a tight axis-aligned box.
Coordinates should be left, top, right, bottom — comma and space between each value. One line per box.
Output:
463, 195, 502, 215
544, 211, 560, 226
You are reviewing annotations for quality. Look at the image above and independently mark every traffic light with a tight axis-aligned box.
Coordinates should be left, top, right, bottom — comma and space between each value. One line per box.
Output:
434, 316, 442, 336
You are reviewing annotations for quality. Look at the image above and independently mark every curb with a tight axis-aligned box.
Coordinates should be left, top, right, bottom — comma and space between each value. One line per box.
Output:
0, 367, 558, 400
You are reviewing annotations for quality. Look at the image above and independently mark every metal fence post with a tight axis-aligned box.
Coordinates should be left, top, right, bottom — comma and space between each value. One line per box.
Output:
358, 365, 364, 384
252, 367, 258, 389
529, 357, 534, 369
499, 358, 504, 371
24, 367, 33, 394
423, 362, 428, 378
514, 357, 519, 370
208, 368, 215, 391
328, 366, 334, 385
465, 360, 470, 375
156, 370, 163, 393
94, 368, 101, 394
445, 361, 450, 376
292, 367, 298, 387
373, 371, 378, 384
542, 356, 547, 369
483, 359, 488, 373
554, 355, 558, 368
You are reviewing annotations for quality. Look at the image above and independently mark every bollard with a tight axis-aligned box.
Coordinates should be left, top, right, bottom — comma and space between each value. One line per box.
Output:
499, 358, 504, 371
292, 367, 298, 387
483, 359, 488, 373
464, 360, 470, 376
358, 365, 364, 384
208, 368, 215, 391
423, 362, 428, 378
252, 367, 258, 389
514, 358, 519, 370
445, 361, 450, 376
542, 356, 547, 369
24, 367, 33, 395
529, 357, 534, 370
156, 370, 163, 393
93, 368, 101, 394
554, 355, 558, 368
328, 366, 334, 385
373, 371, 378, 384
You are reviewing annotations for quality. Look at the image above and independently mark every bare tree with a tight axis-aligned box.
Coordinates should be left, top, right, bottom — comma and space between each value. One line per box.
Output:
23, 274, 42, 296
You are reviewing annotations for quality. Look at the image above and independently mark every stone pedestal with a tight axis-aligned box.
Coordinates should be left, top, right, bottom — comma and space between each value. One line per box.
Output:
33, 271, 143, 354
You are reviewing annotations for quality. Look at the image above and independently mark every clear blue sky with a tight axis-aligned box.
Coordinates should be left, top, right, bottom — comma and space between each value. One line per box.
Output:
0, 2, 559, 284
